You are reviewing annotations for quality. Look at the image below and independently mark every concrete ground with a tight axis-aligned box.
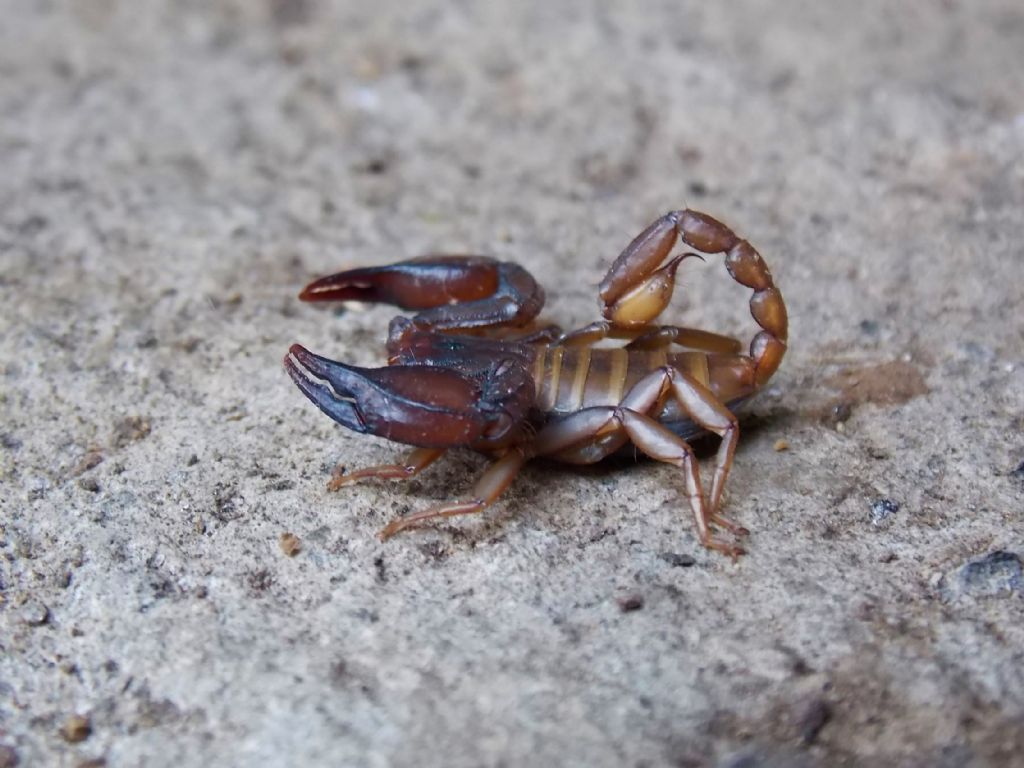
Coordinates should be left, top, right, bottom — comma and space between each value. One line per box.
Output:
2, 1, 1023, 766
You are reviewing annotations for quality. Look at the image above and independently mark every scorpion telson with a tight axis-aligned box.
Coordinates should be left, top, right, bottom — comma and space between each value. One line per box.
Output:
284, 210, 787, 558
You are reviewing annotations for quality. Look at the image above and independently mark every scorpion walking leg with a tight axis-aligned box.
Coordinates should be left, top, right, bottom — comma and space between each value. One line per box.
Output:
328, 447, 444, 491
533, 407, 743, 558
624, 326, 741, 353
495, 324, 563, 344
379, 449, 528, 539
664, 370, 744, 534
534, 367, 678, 464
621, 365, 745, 535
556, 321, 741, 354
618, 409, 744, 558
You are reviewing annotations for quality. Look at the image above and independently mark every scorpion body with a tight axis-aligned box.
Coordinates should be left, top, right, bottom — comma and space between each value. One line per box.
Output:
286, 209, 787, 557
530, 345, 750, 429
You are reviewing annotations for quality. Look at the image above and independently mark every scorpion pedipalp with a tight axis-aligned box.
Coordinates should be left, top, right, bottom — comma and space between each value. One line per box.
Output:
299, 255, 544, 334
286, 344, 495, 447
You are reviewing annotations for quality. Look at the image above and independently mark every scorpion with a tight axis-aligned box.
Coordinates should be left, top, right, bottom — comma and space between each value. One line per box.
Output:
284, 209, 787, 557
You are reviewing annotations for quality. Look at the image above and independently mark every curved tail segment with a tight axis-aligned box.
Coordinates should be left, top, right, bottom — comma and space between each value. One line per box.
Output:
299, 255, 545, 334
599, 209, 787, 387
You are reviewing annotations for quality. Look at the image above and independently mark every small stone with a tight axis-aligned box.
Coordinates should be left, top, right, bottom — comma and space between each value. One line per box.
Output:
659, 552, 696, 568
870, 498, 899, 525
617, 594, 644, 612
78, 477, 100, 493
61, 714, 91, 743
0, 745, 18, 768
112, 416, 151, 447
361, 157, 390, 175
20, 600, 49, 626
793, 696, 831, 744
858, 319, 880, 336
941, 551, 1022, 601
279, 532, 301, 557
72, 451, 103, 475
831, 401, 853, 424
773, 438, 789, 452
687, 179, 709, 196
175, 336, 201, 353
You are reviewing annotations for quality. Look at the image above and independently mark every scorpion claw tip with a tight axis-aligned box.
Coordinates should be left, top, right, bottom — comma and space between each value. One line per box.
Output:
283, 344, 371, 433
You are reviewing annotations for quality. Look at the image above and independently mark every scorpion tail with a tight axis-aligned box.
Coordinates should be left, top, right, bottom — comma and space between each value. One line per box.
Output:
599, 210, 787, 388
676, 210, 787, 387
298, 255, 544, 333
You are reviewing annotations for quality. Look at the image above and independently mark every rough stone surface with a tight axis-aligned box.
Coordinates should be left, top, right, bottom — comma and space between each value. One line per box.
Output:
2, 2, 1023, 766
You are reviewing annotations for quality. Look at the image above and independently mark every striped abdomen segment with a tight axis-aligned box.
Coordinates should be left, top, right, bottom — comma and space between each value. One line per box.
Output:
532, 346, 712, 415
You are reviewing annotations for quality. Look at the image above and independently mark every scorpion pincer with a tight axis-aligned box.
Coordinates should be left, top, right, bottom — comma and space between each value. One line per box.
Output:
284, 209, 787, 558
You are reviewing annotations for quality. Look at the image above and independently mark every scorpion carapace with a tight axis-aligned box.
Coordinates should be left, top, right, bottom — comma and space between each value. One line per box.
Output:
284, 209, 787, 557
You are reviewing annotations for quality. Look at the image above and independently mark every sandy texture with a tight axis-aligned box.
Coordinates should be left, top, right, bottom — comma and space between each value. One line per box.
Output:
2, 1, 1023, 766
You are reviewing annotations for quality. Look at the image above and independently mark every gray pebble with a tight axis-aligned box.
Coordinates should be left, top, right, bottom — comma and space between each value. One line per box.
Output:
20, 600, 49, 626
940, 551, 1022, 601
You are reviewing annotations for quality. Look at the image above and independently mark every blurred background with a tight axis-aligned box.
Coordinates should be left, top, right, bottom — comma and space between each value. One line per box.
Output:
1, 2, 1022, 766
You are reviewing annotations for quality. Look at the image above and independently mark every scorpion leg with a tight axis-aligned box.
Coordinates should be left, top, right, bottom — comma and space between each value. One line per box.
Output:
533, 408, 629, 463
299, 255, 544, 334
556, 320, 741, 354
378, 448, 528, 539
618, 365, 745, 535
624, 326, 741, 353
618, 409, 744, 558
327, 447, 444, 491
503, 324, 563, 344
535, 365, 670, 464
533, 407, 743, 558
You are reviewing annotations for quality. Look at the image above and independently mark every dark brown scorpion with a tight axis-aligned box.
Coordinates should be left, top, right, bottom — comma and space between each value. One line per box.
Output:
284, 209, 787, 557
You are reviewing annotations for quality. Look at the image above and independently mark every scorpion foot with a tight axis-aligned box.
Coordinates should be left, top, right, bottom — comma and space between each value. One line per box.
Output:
708, 513, 750, 538
702, 534, 747, 561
